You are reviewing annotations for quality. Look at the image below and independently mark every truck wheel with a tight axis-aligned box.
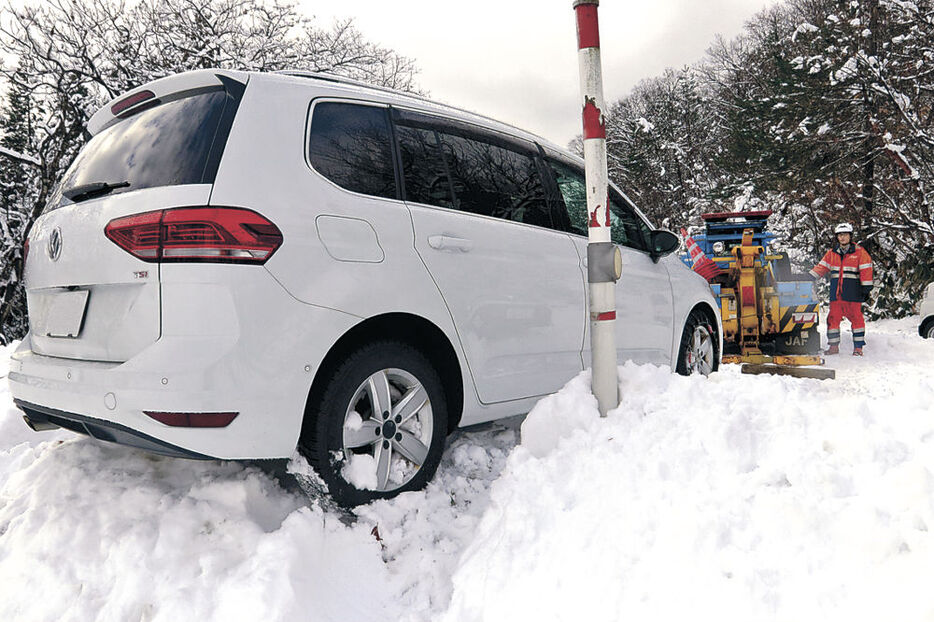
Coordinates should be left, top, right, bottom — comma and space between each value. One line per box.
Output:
676, 310, 719, 376
923, 319, 934, 339
299, 341, 448, 507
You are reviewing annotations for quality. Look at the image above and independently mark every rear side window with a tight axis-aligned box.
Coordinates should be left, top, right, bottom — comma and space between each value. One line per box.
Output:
308, 102, 397, 199
436, 132, 551, 228
396, 125, 455, 209
52, 89, 235, 209
394, 109, 552, 228
545, 158, 652, 251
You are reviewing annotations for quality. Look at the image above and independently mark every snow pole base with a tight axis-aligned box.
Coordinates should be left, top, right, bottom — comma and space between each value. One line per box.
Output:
741, 363, 836, 380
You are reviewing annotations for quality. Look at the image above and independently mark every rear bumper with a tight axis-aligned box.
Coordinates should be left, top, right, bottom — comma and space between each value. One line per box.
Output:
7, 337, 285, 459
15, 399, 211, 459
8, 279, 359, 459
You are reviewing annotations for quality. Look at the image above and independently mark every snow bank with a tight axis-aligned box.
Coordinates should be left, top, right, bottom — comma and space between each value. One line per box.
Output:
0, 440, 403, 622
0, 336, 517, 622
444, 319, 934, 622
0, 343, 404, 622
2, 319, 934, 621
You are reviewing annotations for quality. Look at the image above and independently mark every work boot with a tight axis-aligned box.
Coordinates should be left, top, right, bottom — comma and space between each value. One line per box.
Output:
825, 344, 840, 355
853, 347, 863, 356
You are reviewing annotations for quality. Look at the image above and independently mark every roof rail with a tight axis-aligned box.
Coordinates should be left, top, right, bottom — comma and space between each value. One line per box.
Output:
271, 70, 523, 139
273, 70, 430, 102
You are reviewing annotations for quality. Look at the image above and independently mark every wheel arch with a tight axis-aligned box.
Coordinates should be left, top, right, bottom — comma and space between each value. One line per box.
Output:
303, 312, 465, 434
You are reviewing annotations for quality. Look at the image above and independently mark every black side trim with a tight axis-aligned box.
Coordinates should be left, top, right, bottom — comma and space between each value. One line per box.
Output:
202, 75, 246, 184
13, 399, 214, 460
391, 107, 536, 155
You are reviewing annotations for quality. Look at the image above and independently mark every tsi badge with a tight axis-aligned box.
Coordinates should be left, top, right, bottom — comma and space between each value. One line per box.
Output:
48, 227, 63, 261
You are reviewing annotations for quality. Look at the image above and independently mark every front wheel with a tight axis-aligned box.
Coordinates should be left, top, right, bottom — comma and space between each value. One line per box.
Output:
923, 318, 934, 339
676, 310, 719, 376
299, 341, 448, 507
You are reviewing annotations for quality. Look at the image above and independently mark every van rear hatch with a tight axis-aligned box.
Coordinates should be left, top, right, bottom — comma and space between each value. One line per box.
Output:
25, 70, 246, 362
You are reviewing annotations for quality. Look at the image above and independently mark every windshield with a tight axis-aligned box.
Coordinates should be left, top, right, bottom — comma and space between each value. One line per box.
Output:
46, 89, 235, 211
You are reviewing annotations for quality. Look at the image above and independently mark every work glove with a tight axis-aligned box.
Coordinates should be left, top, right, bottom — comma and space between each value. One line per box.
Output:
861, 285, 873, 303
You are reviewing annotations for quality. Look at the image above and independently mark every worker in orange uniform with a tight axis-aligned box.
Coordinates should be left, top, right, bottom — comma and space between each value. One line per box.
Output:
809, 223, 873, 356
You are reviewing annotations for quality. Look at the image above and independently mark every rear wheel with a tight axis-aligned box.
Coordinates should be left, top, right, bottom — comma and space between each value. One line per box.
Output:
676, 310, 719, 376
299, 341, 447, 507
923, 318, 934, 339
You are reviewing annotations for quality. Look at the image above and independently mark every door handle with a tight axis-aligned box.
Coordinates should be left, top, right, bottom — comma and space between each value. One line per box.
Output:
427, 235, 473, 252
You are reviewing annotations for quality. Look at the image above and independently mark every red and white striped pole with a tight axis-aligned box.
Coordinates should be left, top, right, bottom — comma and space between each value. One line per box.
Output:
575, 0, 619, 417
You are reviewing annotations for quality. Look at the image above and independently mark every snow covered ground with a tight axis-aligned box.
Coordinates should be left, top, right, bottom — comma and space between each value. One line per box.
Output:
2, 317, 933, 622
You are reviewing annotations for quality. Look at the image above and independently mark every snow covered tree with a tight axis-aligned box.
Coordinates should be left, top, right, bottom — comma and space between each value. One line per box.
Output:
0, 75, 40, 343
603, 67, 724, 228
0, 0, 421, 343
769, 0, 934, 315
603, 0, 933, 316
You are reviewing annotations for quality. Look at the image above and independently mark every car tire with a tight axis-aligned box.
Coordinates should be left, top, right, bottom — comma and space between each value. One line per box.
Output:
676, 309, 719, 376
923, 318, 934, 339
299, 341, 448, 507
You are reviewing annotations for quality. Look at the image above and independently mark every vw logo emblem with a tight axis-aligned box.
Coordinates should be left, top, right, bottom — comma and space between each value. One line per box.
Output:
48, 228, 63, 261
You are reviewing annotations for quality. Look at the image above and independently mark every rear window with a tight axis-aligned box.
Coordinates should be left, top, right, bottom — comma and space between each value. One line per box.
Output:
48, 89, 235, 210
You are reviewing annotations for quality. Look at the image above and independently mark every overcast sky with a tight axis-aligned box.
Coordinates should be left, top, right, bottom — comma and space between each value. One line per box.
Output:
304, 0, 778, 148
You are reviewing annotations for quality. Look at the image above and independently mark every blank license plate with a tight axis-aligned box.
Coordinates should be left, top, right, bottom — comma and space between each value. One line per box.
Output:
43, 290, 89, 338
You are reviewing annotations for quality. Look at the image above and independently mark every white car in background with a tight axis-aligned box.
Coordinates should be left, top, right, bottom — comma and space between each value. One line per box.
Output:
920, 283, 934, 339
8, 69, 720, 506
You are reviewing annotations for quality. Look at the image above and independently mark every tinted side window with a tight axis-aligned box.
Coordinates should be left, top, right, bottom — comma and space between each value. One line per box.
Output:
436, 131, 551, 228
546, 158, 589, 235
610, 194, 653, 251
396, 125, 455, 209
545, 158, 651, 250
308, 102, 396, 199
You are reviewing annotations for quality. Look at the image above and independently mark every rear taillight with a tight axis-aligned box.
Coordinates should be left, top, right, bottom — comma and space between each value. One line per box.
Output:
23, 238, 29, 263
105, 207, 283, 264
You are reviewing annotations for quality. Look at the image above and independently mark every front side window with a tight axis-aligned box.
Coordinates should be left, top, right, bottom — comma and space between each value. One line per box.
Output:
545, 158, 651, 251
308, 102, 396, 199
435, 130, 551, 228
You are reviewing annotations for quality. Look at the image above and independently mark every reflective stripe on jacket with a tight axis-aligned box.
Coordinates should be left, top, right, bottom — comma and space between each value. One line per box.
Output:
809, 244, 873, 302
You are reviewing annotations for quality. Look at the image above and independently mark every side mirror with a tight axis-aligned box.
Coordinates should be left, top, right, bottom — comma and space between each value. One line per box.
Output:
649, 230, 680, 263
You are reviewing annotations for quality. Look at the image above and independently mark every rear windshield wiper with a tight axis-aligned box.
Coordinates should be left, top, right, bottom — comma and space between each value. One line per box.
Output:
63, 180, 130, 203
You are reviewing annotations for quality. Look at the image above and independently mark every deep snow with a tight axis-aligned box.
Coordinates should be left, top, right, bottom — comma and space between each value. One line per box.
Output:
2, 317, 933, 621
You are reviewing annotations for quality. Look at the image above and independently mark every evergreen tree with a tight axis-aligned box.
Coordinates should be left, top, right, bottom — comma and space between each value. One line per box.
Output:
601, 0, 933, 316
0, 75, 40, 343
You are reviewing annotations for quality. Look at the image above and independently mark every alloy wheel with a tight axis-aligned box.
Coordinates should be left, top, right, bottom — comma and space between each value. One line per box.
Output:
341, 368, 433, 492
685, 325, 715, 375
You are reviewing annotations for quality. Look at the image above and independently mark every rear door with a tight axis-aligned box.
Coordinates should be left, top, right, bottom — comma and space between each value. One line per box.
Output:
24, 73, 243, 362
395, 110, 585, 404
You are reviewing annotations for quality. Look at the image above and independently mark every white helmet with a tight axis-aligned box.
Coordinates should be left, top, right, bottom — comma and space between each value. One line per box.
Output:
834, 222, 854, 234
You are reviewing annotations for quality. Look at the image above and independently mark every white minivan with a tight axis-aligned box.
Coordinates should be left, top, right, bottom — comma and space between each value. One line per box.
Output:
920, 283, 934, 338
9, 69, 720, 506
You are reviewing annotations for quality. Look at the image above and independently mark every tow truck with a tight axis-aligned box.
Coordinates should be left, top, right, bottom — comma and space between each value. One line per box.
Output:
681, 210, 835, 380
